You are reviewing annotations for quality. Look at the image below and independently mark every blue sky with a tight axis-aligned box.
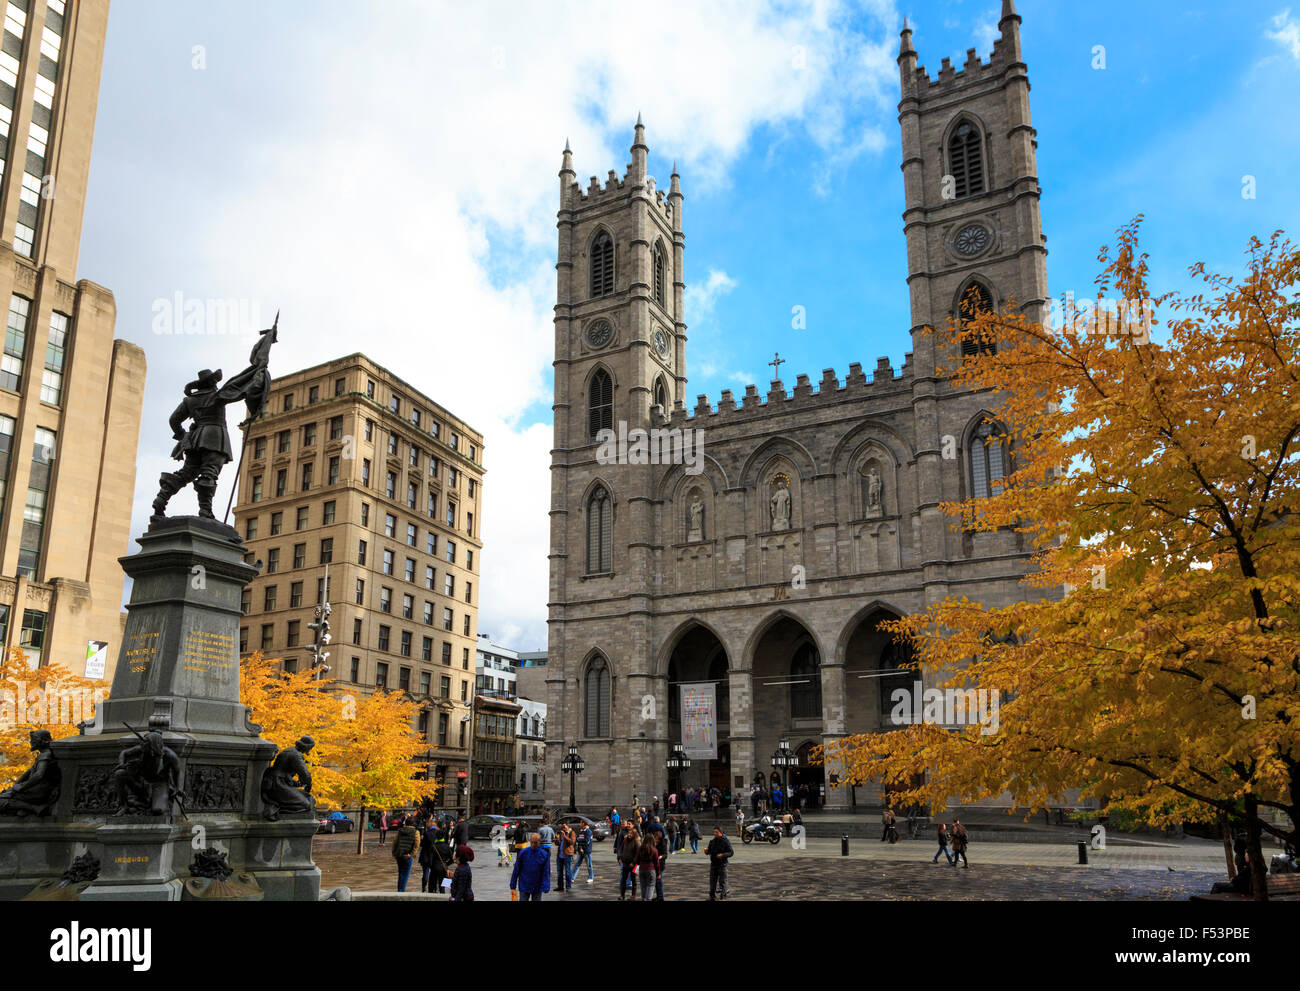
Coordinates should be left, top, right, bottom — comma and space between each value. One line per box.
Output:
78, 1, 1300, 650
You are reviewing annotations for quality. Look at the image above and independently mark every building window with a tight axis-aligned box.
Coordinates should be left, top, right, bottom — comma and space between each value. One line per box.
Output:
378, 626, 391, 652
463, 614, 471, 636
789, 642, 821, 719
2, 295, 30, 392
423, 601, 434, 624
266, 547, 279, 573
282, 394, 293, 412
358, 539, 367, 565
402, 594, 413, 619
308, 385, 319, 403
251, 475, 263, 503
588, 369, 613, 439
376, 661, 388, 687
446, 501, 456, 528
439, 713, 449, 747
466, 550, 473, 571
590, 231, 614, 297
583, 655, 611, 738
352, 618, 363, 645
422, 638, 433, 662
464, 582, 472, 604
253, 436, 266, 459
407, 482, 417, 509
364, 419, 374, 442
366, 379, 375, 399
361, 503, 370, 526
292, 543, 305, 569
400, 633, 412, 658
959, 281, 997, 357
390, 394, 401, 415
384, 513, 397, 538
444, 573, 455, 597
328, 456, 340, 485
443, 608, 453, 631
334, 377, 346, 397
41, 312, 68, 404
361, 459, 371, 486
241, 590, 251, 615
355, 578, 365, 605
654, 378, 667, 412
295, 506, 308, 530
290, 581, 303, 607
302, 423, 316, 447
427, 492, 436, 519
380, 587, 392, 613
386, 472, 396, 499
261, 624, 274, 650
383, 549, 394, 575
466, 512, 473, 537
653, 243, 666, 307
969, 420, 1007, 500
405, 558, 416, 583
585, 486, 612, 574
319, 538, 333, 564
277, 430, 291, 454
270, 511, 282, 534
17, 428, 55, 577
426, 532, 436, 555
441, 642, 452, 665
276, 470, 287, 498
351, 656, 360, 682
948, 121, 985, 199
323, 500, 336, 524
18, 609, 46, 666
301, 462, 313, 490
440, 676, 451, 699
245, 517, 258, 541
264, 585, 277, 611
287, 620, 300, 647
420, 669, 432, 693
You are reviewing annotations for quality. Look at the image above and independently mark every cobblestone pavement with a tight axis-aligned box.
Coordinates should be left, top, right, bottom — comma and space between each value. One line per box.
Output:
314, 834, 1222, 901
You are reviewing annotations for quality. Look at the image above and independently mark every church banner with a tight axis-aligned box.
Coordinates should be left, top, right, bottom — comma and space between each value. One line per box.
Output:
679, 682, 717, 760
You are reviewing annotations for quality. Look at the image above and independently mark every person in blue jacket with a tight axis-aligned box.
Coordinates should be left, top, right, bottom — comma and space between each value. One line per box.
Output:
510, 832, 551, 901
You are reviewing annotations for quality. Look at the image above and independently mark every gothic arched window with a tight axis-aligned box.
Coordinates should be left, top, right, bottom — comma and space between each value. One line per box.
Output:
654, 378, 668, 412
584, 655, 611, 737
790, 642, 821, 719
879, 637, 915, 716
586, 485, 612, 574
590, 231, 614, 298
653, 243, 666, 307
959, 281, 996, 357
588, 369, 613, 439
948, 121, 985, 199
969, 420, 1006, 500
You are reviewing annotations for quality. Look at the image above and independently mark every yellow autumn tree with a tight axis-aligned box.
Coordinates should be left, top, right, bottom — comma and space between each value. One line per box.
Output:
239, 651, 428, 825
820, 220, 1300, 899
0, 647, 107, 789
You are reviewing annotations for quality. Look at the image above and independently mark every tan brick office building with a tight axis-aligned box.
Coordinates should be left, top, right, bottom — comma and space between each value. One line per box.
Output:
233, 354, 484, 801
0, 0, 145, 678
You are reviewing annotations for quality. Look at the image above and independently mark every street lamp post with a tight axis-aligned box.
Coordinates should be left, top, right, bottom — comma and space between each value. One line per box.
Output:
665, 742, 691, 803
462, 693, 476, 817
770, 738, 797, 812
561, 743, 585, 813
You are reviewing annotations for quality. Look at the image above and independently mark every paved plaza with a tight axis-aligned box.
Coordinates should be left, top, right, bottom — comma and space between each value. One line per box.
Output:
314, 832, 1227, 901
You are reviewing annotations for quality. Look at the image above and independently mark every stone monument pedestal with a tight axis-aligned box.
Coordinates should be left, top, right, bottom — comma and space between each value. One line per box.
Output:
0, 517, 320, 901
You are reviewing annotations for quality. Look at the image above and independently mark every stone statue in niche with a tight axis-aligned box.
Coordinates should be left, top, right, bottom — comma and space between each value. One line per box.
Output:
770, 478, 791, 531
687, 491, 705, 542
864, 464, 884, 518
0, 730, 61, 816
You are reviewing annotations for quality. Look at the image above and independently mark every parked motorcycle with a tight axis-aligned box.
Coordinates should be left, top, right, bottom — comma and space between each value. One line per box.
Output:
741, 816, 782, 845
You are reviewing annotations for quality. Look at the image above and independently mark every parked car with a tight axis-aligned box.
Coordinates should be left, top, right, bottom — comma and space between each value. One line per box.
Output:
316, 811, 355, 834
554, 813, 609, 842
466, 814, 521, 840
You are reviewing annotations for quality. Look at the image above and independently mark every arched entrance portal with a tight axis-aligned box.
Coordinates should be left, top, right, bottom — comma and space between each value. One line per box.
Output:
788, 740, 824, 809
751, 615, 822, 807
667, 625, 729, 801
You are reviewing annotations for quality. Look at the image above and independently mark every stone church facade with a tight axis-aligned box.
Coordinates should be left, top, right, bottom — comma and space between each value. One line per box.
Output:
545, 1, 1049, 811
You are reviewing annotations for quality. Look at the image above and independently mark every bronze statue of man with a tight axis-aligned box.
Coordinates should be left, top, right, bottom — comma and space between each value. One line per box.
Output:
0, 730, 60, 816
261, 735, 316, 820
151, 319, 278, 521
113, 729, 183, 817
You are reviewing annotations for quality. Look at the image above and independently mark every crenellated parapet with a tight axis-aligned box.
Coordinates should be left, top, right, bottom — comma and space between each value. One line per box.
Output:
665, 353, 915, 430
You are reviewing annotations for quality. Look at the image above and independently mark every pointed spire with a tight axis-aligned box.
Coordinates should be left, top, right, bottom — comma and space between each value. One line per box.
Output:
630, 114, 648, 181
564, 137, 571, 152
1001, 0, 1017, 18
899, 16, 915, 57
636, 110, 643, 127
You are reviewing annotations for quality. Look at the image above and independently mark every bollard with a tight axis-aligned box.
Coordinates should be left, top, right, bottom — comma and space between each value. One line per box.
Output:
1077, 840, 1088, 865
841, 834, 849, 856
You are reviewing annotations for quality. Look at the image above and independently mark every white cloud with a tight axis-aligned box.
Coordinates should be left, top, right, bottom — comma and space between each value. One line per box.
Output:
1268, 8, 1300, 59
108, 0, 902, 651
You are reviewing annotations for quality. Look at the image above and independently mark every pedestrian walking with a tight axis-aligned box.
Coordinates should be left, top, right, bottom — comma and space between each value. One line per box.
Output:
688, 817, 701, 854
538, 816, 556, 855
392, 814, 419, 891
635, 831, 661, 901
666, 816, 679, 854
453, 814, 469, 849
378, 809, 389, 845
932, 822, 954, 865
951, 819, 969, 867
419, 821, 450, 892
736, 807, 746, 838
711, 789, 720, 821
556, 822, 576, 891
706, 826, 733, 900
881, 807, 896, 842
652, 821, 669, 900
510, 833, 551, 901
449, 845, 474, 901
573, 821, 596, 884
617, 824, 640, 900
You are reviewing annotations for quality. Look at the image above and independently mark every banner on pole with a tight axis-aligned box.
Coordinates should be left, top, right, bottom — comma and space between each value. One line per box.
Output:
679, 682, 717, 760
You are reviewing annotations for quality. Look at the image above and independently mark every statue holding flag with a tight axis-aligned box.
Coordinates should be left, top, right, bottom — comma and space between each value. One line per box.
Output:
150, 314, 278, 521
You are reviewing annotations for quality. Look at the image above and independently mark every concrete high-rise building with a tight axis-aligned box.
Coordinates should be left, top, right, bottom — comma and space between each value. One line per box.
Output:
0, 0, 145, 677
233, 353, 485, 800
